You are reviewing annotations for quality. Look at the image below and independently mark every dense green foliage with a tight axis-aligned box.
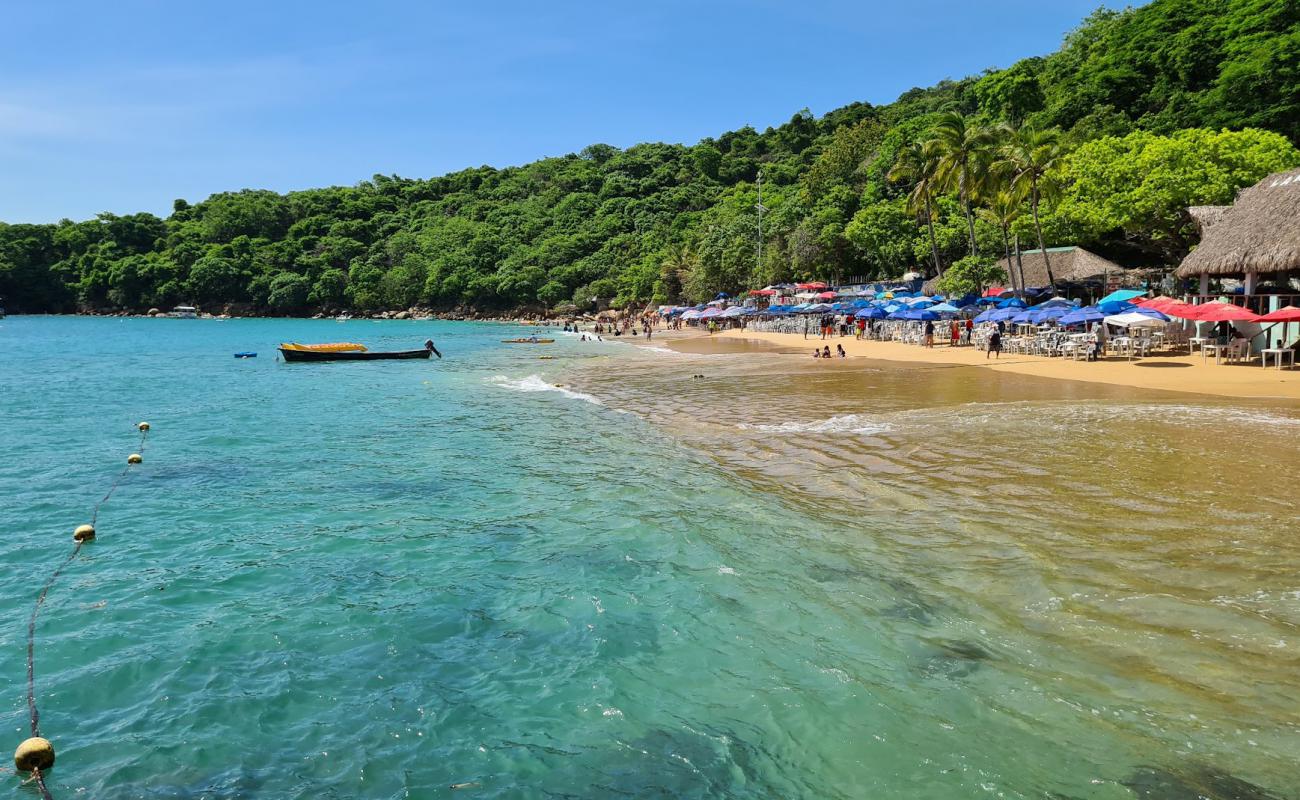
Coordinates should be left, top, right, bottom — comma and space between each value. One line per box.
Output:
2, 0, 1298, 314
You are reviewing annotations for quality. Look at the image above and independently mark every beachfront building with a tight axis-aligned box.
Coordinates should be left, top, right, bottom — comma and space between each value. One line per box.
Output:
1176, 167, 1300, 312
998, 246, 1131, 297
1175, 167, 1300, 351
921, 246, 1131, 298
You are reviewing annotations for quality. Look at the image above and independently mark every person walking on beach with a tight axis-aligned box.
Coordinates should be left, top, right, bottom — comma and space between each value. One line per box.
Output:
987, 329, 1002, 359
924, 320, 935, 348
856, 318, 866, 339
950, 320, 960, 347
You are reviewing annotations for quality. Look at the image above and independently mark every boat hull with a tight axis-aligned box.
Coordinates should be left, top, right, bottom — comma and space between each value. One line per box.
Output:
279, 347, 432, 362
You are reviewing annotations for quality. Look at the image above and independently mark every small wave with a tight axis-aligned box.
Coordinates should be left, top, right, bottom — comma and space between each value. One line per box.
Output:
489, 375, 604, 406
931, 402, 1300, 429
740, 414, 892, 436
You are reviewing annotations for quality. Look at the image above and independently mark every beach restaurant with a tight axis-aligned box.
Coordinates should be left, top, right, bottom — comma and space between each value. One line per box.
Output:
1176, 167, 1300, 315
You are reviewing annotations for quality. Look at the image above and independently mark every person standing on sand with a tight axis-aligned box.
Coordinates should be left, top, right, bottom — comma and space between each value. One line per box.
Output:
987, 329, 1002, 359
924, 320, 935, 348
950, 320, 960, 347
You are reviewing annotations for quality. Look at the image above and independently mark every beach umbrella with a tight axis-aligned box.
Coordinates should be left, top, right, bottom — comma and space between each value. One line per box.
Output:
1193, 303, 1261, 323
680, 309, 702, 320
928, 302, 960, 315
1158, 301, 1202, 319
988, 307, 1023, 322
715, 292, 730, 299
1104, 311, 1168, 328
1058, 306, 1105, 326
749, 288, 777, 296
816, 291, 837, 300
1097, 300, 1136, 315
1259, 305, 1300, 322
1098, 288, 1147, 305
699, 307, 724, 318
855, 307, 886, 319
996, 297, 1028, 309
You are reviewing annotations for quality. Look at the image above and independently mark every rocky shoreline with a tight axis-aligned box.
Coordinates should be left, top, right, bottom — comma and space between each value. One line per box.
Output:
19, 304, 637, 323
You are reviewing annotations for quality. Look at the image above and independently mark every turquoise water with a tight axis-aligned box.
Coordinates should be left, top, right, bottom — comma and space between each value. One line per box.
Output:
3, 317, 1299, 799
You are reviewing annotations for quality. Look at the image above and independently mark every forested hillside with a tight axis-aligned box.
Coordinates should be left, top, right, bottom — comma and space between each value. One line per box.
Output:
2, 0, 1298, 314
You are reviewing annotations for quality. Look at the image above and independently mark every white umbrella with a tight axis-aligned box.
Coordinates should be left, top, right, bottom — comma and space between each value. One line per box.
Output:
1104, 312, 1167, 329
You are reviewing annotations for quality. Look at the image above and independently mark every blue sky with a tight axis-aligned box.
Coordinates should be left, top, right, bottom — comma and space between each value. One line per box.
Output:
0, 0, 1130, 223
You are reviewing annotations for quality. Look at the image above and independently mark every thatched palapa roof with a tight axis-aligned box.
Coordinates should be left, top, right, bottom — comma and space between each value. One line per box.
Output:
1176, 167, 1300, 278
1188, 205, 1229, 233
921, 246, 1125, 295
999, 246, 1123, 288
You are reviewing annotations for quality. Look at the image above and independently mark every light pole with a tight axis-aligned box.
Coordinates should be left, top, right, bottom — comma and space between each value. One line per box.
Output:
755, 170, 766, 275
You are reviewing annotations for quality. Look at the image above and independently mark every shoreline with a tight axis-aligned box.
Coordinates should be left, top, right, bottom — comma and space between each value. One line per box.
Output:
660, 328, 1300, 404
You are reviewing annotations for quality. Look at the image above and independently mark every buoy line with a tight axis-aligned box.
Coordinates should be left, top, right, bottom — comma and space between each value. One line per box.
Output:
16, 422, 151, 799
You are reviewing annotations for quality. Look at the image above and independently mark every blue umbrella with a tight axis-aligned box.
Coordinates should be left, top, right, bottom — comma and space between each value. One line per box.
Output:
975, 297, 1000, 306
715, 292, 730, 299
989, 307, 1023, 321
1133, 307, 1170, 321
855, 307, 886, 319
1098, 288, 1145, 305
997, 297, 1028, 309
928, 302, 960, 315
974, 308, 996, 323
1097, 300, 1136, 315
1058, 307, 1105, 326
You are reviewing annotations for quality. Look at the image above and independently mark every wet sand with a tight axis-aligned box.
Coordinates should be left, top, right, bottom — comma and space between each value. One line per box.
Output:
662, 328, 1300, 403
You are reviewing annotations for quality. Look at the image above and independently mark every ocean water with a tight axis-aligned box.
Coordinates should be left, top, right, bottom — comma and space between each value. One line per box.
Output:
2, 316, 1298, 799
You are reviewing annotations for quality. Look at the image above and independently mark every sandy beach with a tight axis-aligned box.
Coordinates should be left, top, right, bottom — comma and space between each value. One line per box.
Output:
659, 327, 1300, 403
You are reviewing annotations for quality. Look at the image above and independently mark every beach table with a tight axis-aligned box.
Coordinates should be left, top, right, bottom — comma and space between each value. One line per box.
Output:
1202, 343, 1225, 363
1189, 336, 1211, 354
1260, 348, 1296, 370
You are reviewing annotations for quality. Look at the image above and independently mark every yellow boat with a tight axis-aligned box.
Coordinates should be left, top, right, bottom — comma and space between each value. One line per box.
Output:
280, 342, 368, 352
501, 338, 555, 344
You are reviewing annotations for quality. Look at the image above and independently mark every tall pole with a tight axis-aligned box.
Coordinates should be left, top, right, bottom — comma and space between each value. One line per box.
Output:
755, 170, 766, 276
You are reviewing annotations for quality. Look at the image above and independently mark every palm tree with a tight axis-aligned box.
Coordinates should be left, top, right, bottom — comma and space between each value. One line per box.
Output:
979, 191, 1023, 295
888, 140, 944, 278
926, 112, 995, 259
999, 124, 1068, 290
660, 243, 697, 302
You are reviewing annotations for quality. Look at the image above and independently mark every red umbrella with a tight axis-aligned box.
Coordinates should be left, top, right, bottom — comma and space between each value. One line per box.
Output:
796, 281, 828, 290
1160, 301, 1204, 319
1137, 295, 1177, 310
1194, 303, 1261, 322
816, 291, 836, 299
1259, 305, 1300, 322
983, 286, 1005, 298
749, 289, 776, 296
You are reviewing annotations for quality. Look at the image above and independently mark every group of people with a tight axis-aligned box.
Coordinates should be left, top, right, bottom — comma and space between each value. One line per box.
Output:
812, 344, 847, 359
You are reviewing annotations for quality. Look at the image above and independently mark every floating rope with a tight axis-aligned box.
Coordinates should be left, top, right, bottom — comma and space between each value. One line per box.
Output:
16, 422, 151, 799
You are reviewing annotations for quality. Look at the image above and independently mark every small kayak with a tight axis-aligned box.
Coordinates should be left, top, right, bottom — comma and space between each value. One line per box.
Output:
502, 338, 555, 344
281, 342, 367, 353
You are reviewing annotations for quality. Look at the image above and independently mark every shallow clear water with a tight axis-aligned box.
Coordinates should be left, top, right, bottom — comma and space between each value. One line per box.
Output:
2, 317, 1298, 799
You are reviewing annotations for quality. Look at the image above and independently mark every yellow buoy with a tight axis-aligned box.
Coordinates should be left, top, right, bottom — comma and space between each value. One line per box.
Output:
127, 453, 143, 465
14, 737, 54, 772
137, 422, 150, 431
73, 524, 96, 542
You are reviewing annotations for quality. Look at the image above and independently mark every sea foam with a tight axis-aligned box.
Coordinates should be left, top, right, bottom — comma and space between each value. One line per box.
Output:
740, 414, 892, 436
489, 374, 605, 406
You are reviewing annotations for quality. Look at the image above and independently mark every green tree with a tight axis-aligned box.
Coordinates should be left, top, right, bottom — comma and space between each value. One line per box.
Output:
999, 124, 1069, 287
935, 255, 1005, 298
926, 113, 994, 258
887, 140, 944, 276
